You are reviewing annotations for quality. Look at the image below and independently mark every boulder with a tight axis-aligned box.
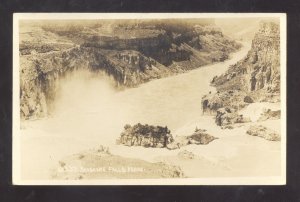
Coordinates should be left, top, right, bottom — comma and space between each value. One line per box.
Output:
246, 125, 280, 141
221, 125, 234, 130
166, 143, 179, 150
258, 109, 281, 121
167, 128, 218, 150
189, 129, 217, 145
166, 136, 190, 150
177, 150, 196, 159
244, 96, 254, 103
215, 107, 250, 126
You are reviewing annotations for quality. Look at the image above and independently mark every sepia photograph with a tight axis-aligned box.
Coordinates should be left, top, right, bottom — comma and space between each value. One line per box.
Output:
13, 13, 286, 185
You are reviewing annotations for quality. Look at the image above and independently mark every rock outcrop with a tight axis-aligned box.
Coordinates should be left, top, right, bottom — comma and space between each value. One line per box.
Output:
19, 20, 241, 119
117, 124, 217, 150
246, 125, 280, 141
258, 109, 281, 121
166, 128, 217, 150
215, 107, 251, 126
201, 90, 248, 115
202, 21, 281, 126
116, 124, 174, 148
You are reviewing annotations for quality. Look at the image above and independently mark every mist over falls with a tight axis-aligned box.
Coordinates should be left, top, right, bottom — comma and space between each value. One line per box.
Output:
17, 18, 283, 181
48, 69, 126, 144
19, 20, 243, 120
19, 18, 257, 144
40, 44, 250, 146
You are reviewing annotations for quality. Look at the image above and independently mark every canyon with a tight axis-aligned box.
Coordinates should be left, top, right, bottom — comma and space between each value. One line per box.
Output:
17, 19, 283, 181
19, 19, 241, 119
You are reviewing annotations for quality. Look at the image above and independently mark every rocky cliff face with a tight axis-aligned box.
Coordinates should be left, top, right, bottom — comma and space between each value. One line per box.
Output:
19, 20, 241, 119
202, 21, 280, 115
20, 47, 171, 118
214, 21, 280, 96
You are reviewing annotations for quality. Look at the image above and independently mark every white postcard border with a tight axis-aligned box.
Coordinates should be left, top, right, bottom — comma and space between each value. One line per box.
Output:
13, 13, 287, 185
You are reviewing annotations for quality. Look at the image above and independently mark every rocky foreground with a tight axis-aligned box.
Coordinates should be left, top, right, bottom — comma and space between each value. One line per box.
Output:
52, 145, 184, 180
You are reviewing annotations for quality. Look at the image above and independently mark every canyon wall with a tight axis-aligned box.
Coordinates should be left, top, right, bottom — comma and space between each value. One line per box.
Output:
19, 20, 241, 119
202, 21, 280, 115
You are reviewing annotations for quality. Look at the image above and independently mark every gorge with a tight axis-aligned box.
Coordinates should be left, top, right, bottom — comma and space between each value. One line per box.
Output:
17, 19, 282, 180
19, 19, 241, 119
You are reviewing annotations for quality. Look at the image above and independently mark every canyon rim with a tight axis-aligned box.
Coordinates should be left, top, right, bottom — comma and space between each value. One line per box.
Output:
13, 13, 286, 185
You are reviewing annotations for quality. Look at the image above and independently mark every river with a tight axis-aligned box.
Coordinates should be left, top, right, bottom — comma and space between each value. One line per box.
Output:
18, 42, 280, 180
